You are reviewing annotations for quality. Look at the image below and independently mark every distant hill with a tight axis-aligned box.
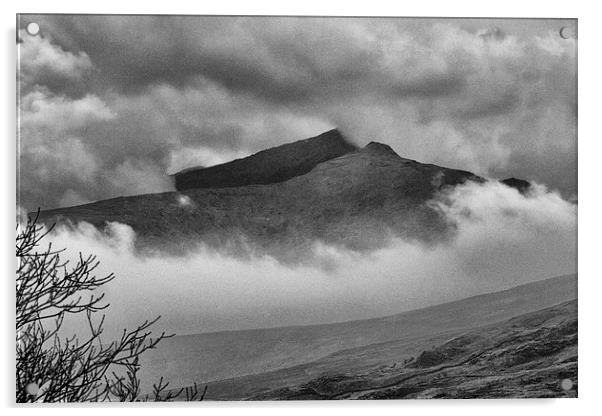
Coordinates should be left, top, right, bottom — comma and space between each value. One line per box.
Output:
139, 274, 577, 398
37, 129, 527, 260
251, 299, 577, 399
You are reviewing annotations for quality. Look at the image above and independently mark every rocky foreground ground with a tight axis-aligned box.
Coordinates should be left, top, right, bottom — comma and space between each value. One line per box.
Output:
251, 300, 577, 399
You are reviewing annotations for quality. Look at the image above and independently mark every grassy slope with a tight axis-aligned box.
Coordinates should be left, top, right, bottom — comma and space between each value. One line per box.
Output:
139, 274, 576, 397
256, 299, 577, 400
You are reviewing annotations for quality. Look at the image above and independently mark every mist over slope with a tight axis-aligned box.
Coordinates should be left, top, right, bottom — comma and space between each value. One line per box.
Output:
43, 177, 576, 336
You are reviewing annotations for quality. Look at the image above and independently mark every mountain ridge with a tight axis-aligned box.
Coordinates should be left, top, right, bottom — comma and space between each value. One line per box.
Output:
36, 129, 530, 260
173, 128, 358, 191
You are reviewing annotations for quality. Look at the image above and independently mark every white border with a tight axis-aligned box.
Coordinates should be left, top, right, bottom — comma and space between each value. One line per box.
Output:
2, 1, 600, 415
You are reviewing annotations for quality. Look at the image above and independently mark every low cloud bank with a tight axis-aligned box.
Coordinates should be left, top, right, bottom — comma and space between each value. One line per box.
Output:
42, 180, 576, 336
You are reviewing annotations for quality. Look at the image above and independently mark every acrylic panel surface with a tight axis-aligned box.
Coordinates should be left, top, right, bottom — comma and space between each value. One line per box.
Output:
16, 15, 577, 402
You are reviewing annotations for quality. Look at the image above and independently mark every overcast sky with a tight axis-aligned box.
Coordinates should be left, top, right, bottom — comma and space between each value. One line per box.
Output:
18, 15, 577, 210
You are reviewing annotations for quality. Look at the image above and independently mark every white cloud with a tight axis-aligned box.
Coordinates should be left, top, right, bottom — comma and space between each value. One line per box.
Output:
175, 194, 195, 208
167, 146, 244, 174
535, 31, 576, 57
45, 180, 576, 336
58, 189, 90, 208
19, 29, 93, 89
105, 159, 173, 197
20, 90, 114, 134
18, 88, 114, 208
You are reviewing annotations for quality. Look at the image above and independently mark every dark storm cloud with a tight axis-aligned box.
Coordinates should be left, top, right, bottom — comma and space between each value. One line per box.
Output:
477, 27, 507, 41
18, 15, 577, 209
28, 16, 477, 103
26, 16, 320, 100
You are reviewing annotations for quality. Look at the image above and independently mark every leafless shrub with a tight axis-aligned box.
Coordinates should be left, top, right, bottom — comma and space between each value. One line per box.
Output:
16, 211, 205, 402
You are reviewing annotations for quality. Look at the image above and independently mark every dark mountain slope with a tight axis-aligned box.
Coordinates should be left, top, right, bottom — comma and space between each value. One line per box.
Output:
501, 177, 532, 194
173, 129, 358, 191
38, 135, 482, 259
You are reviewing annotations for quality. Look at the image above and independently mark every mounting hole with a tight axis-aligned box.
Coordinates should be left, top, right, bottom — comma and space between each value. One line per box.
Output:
25, 382, 40, 396
26, 22, 40, 36
560, 378, 573, 391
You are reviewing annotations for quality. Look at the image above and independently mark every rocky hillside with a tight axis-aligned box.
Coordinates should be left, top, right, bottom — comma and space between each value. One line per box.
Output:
37, 129, 527, 260
266, 299, 577, 399
249, 299, 577, 400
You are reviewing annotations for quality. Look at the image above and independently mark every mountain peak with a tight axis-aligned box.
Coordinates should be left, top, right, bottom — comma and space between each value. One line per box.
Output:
173, 129, 357, 191
297, 128, 354, 148
501, 177, 532, 194
320, 128, 344, 138
361, 141, 400, 157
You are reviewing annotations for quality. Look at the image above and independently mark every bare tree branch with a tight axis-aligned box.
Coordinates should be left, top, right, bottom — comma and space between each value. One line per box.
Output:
16, 213, 207, 402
